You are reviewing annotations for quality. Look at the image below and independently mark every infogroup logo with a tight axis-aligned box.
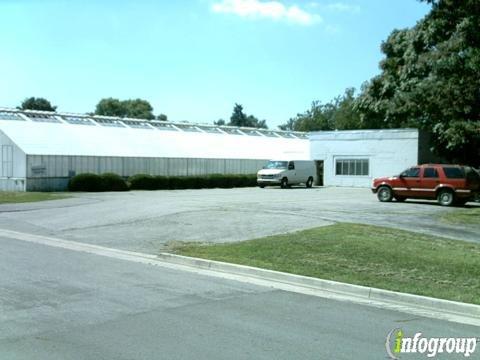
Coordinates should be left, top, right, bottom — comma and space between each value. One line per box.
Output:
385, 329, 478, 359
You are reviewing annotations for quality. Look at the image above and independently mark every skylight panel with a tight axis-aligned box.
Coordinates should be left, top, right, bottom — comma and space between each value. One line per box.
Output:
150, 122, 179, 131
241, 129, 262, 136
296, 133, 309, 139
0, 112, 25, 121
25, 113, 61, 123
122, 120, 153, 130
94, 118, 126, 127
63, 116, 95, 126
175, 124, 202, 133
278, 132, 298, 139
197, 126, 223, 134
258, 130, 280, 138
221, 128, 245, 135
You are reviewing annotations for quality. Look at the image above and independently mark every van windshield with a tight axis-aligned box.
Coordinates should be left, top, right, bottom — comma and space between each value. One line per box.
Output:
265, 161, 288, 169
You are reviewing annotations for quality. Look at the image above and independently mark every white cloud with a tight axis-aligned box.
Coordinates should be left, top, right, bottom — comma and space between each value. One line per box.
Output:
211, 0, 322, 26
326, 2, 360, 13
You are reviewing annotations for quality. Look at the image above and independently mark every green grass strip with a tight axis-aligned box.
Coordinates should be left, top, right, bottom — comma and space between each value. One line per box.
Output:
441, 207, 480, 225
174, 223, 480, 305
0, 192, 70, 204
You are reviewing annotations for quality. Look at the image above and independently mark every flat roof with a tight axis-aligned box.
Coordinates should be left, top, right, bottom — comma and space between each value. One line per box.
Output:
309, 128, 419, 141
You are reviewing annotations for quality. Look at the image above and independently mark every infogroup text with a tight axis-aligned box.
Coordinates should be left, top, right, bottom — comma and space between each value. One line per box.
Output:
386, 329, 478, 358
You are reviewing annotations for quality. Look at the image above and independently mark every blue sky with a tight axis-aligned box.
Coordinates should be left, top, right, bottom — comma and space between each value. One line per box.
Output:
0, 0, 430, 128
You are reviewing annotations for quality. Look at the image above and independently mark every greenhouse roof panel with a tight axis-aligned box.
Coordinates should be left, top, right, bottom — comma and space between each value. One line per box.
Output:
62, 116, 96, 126
0, 112, 25, 121
0, 108, 309, 158
25, 113, 61, 123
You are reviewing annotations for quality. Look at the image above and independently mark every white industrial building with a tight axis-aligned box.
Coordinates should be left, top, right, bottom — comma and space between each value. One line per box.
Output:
0, 108, 427, 191
0, 109, 309, 191
309, 129, 427, 187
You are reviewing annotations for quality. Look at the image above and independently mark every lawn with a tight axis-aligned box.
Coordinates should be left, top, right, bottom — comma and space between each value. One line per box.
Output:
0, 192, 70, 204
441, 206, 480, 225
173, 223, 480, 305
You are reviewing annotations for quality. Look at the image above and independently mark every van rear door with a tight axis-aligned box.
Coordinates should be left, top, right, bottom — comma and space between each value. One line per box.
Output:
287, 161, 298, 183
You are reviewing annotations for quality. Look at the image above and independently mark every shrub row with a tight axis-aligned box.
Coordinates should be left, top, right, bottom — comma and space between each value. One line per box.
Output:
68, 173, 129, 192
128, 174, 257, 190
68, 173, 256, 192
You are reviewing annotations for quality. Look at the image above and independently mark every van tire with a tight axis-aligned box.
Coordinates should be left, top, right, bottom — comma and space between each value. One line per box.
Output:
306, 177, 314, 188
281, 178, 288, 189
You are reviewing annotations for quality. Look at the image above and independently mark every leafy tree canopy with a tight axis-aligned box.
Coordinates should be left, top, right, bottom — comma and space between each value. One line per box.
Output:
19, 97, 57, 112
355, 0, 480, 165
224, 103, 268, 129
95, 98, 125, 117
95, 98, 155, 120
123, 99, 155, 120
279, 88, 361, 132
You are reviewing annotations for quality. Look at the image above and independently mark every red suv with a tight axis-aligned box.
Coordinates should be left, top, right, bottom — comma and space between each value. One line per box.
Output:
372, 164, 480, 206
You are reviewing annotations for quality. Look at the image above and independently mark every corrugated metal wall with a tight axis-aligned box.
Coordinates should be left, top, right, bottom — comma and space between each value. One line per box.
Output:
26, 155, 267, 191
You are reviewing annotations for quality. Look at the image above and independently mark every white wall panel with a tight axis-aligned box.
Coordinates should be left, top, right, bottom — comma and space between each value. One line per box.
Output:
310, 129, 419, 187
0, 130, 26, 179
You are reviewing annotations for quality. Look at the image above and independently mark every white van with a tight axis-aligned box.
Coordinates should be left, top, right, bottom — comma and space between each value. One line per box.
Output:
257, 160, 316, 188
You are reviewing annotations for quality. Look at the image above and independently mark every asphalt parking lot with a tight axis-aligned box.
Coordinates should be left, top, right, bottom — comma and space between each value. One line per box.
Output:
0, 187, 478, 254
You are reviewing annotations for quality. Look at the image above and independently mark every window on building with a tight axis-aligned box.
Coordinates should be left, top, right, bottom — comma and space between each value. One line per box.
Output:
423, 167, 439, 178
335, 159, 369, 176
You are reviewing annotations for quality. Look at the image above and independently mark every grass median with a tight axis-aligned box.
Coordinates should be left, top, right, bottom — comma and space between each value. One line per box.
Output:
441, 206, 480, 225
0, 192, 70, 204
173, 223, 480, 305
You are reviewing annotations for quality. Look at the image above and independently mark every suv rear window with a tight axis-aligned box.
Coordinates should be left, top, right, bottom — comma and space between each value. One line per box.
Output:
466, 167, 480, 183
442, 167, 465, 179
423, 168, 438, 178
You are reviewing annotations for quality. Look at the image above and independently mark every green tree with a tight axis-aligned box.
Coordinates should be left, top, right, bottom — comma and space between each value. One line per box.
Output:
156, 114, 168, 121
245, 115, 268, 129
214, 119, 226, 126
332, 88, 362, 130
123, 99, 154, 120
280, 88, 361, 132
19, 97, 57, 112
225, 104, 268, 128
95, 98, 125, 117
229, 103, 248, 127
278, 118, 296, 131
355, 0, 480, 165
94, 98, 155, 120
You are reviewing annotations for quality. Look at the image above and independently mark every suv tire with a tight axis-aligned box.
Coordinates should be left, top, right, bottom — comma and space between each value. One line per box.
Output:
377, 186, 393, 202
437, 189, 454, 206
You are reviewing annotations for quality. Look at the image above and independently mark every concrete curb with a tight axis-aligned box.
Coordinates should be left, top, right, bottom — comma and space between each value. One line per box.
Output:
2, 225, 477, 326
158, 252, 480, 323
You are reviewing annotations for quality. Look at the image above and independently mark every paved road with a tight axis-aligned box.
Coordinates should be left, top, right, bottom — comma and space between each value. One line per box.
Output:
0, 188, 478, 254
1, 236, 478, 360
